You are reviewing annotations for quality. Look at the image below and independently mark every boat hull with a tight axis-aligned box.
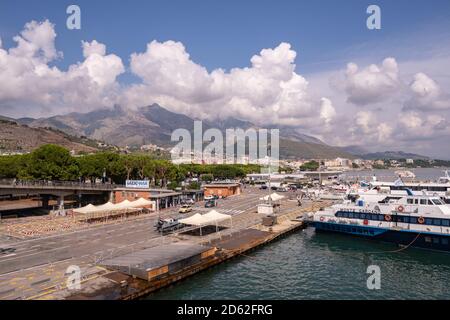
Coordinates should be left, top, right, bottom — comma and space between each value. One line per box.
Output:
313, 221, 450, 252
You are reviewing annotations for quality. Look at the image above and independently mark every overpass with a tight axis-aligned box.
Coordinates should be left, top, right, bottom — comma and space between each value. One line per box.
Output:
0, 180, 121, 211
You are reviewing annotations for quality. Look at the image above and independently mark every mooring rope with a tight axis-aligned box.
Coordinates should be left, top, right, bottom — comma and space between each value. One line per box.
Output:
365, 232, 422, 254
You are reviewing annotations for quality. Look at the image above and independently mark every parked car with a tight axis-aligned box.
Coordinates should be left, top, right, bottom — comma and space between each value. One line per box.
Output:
259, 185, 268, 190
205, 200, 216, 208
179, 204, 193, 213
181, 199, 195, 205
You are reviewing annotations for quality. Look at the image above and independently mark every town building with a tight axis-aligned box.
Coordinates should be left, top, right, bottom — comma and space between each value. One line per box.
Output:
203, 182, 242, 198
113, 187, 182, 210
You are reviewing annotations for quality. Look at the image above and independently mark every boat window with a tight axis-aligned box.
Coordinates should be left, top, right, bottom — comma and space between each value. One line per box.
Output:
425, 237, 432, 243
407, 199, 414, 204
432, 199, 442, 205
425, 218, 433, 225
428, 200, 434, 205
403, 217, 409, 223
360, 213, 366, 219
348, 212, 354, 218
433, 219, 441, 226
442, 220, 449, 227
433, 238, 439, 244
415, 199, 419, 204
420, 199, 427, 205
371, 214, 378, 220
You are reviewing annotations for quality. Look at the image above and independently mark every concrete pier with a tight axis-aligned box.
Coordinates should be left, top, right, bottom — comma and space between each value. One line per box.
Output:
61, 201, 326, 300
0, 186, 331, 300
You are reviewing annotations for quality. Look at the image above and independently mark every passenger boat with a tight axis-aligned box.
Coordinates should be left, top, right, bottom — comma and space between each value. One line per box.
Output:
394, 170, 416, 179
312, 190, 450, 252
348, 173, 450, 203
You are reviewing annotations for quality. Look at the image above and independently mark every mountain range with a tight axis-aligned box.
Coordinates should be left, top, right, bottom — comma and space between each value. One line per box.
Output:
11, 104, 351, 159
0, 119, 99, 153
0, 104, 428, 160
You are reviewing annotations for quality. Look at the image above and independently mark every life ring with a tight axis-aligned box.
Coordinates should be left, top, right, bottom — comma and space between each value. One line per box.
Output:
320, 216, 325, 222
397, 205, 405, 213
363, 219, 369, 225
418, 216, 425, 224
384, 214, 392, 222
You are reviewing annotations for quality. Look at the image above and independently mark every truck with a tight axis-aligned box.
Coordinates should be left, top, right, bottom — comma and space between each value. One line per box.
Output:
154, 218, 183, 233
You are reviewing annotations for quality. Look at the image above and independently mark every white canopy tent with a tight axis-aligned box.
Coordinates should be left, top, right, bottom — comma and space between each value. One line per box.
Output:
178, 213, 205, 226
74, 200, 148, 214
179, 210, 232, 236
203, 210, 232, 223
73, 204, 97, 214
112, 199, 132, 210
94, 202, 117, 211
129, 198, 155, 208
73, 199, 150, 222
259, 192, 285, 201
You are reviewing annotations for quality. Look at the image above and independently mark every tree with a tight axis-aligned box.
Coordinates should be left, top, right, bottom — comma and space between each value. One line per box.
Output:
120, 155, 137, 180
19, 144, 79, 180
77, 152, 122, 183
300, 161, 320, 171
201, 174, 213, 182
188, 181, 201, 190
154, 160, 173, 187
0, 154, 28, 179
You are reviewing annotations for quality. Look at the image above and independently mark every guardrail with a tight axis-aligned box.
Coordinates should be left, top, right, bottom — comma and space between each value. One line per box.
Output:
0, 179, 123, 190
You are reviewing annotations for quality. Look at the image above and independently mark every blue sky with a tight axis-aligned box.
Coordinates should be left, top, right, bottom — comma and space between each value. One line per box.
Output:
1, 1, 450, 158
1, 0, 449, 76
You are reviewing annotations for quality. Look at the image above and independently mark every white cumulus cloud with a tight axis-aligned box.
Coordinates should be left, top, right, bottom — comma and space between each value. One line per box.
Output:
404, 72, 450, 111
0, 20, 125, 116
342, 57, 400, 105
124, 40, 330, 127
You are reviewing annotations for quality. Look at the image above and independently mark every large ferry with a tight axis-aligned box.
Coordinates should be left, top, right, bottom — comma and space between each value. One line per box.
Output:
312, 190, 450, 252
348, 171, 450, 204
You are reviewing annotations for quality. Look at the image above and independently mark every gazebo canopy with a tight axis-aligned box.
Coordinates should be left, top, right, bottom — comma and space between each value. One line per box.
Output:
74, 200, 144, 215
179, 211, 232, 226
259, 192, 285, 201
95, 201, 117, 211
73, 204, 97, 214
113, 200, 132, 210
129, 198, 154, 208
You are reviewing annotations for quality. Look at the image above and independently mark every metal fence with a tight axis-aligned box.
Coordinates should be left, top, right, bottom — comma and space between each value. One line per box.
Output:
0, 179, 122, 190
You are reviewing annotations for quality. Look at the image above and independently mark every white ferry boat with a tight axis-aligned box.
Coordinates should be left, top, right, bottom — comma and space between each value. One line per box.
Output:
349, 171, 450, 204
313, 190, 450, 252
